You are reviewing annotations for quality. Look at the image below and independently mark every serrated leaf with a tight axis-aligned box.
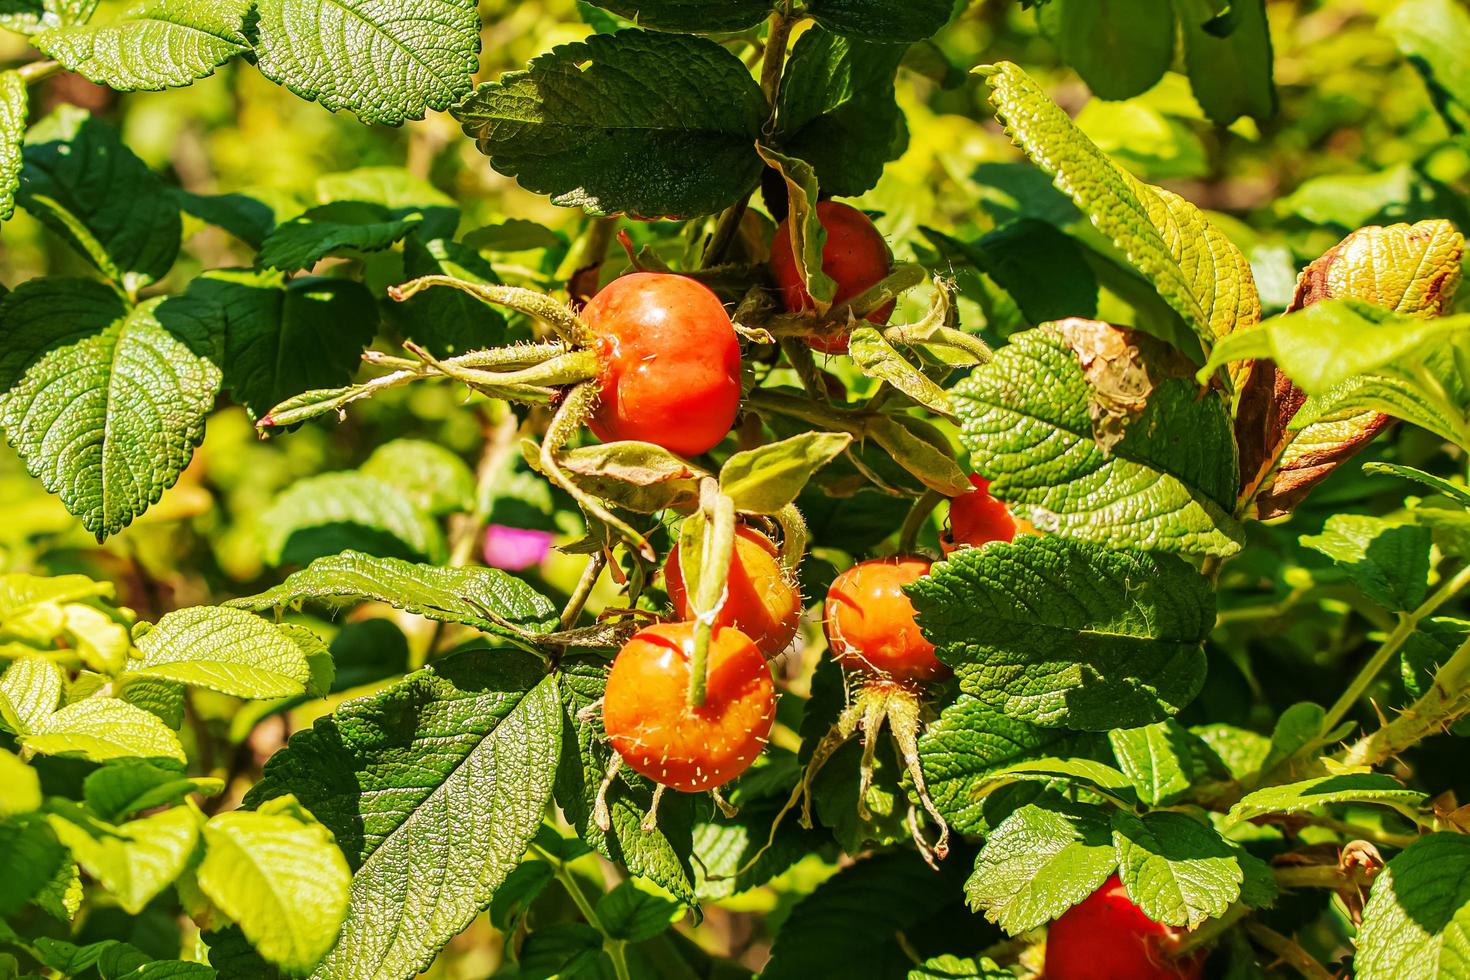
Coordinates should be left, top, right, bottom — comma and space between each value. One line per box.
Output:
917, 695, 1107, 833
0, 296, 220, 540
923, 221, 1100, 327
977, 62, 1263, 360
158, 269, 379, 421
909, 955, 1011, 980
911, 536, 1213, 730
360, 439, 475, 516
229, 550, 557, 640
1383, 0, 1470, 121
259, 472, 446, 566
47, 803, 199, 914
253, 0, 480, 126
595, 880, 679, 942
19, 107, 181, 289
24, 697, 185, 763
763, 851, 974, 979
953, 324, 1243, 555
116, 674, 185, 729
775, 27, 906, 197
582, 0, 770, 32
1300, 515, 1432, 612
244, 652, 559, 979
1037, 0, 1174, 101
0, 747, 41, 816
454, 30, 766, 219
0, 571, 112, 618
0, 655, 64, 732
805, 0, 952, 40
1358, 832, 1470, 979
31, 937, 213, 980
0, 72, 25, 221
1108, 721, 1200, 807
33, 0, 250, 92
0, 820, 68, 916
83, 760, 223, 822
1365, 462, 1470, 507
965, 799, 1117, 935
555, 655, 700, 907
1227, 774, 1428, 825
1172, 0, 1275, 124
720, 431, 853, 515
1401, 617, 1470, 701
132, 606, 313, 699
1112, 810, 1241, 929
199, 798, 350, 976
312, 165, 459, 238
256, 202, 422, 271
982, 757, 1141, 804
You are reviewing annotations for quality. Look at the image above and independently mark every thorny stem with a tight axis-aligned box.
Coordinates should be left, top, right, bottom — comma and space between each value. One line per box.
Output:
1341, 632, 1470, 768
1243, 923, 1333, 980
533, 842, 633, 980
390, 276, 595, 347
773, 503, 809, 571
1324, 562, 1470, 732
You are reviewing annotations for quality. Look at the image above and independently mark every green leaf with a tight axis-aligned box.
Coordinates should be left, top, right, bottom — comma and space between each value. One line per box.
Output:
1300, 515, 1432, 612
977, 62, 1262, 360
453, 30, 767, 219
0, 819, 67, 916
1401, 617, 1470, 701
0, 296, 220, 540
922, 221, 1099, 327
804, 0, 952, 41
555, 655, 700, 907
159, 269, 380, 421
582, 0, 770, 32
115, 674, 186, 729
259, 472, 446, 566
965, 799, 1117, 935
1358, 832, 1470, 979
24, 697, 185, 764
244, 653, 560, 979
0, 71, 25, 221
256, 202, 422, 271
775, 27, 906, 197
912, 536, 1213, 730
1112, 810, 1242, 929
489, 860, 553, 931
47, 802, 199, 914
132, 606, 314, 699
0, 655, 64, 732
909, 955, 1011, 980
33, 0, 250, 92
719, 431, 853, 515
1172, 0, 1276, 124
516, 923, 608, 979
1383, 0, 1470, 122
1226, 774, 1428, 826
252, 0, 480, 126
18, 107, 181, 289
0, 747, 41, 816
229, 550, 557, 640
952, 324, 1243, 556
1108, 721, 1200, 807
849, 325, 953, 416
199, 797, 350, 976
396, 236, 509, 358
32, 937, 213, 979
83, 760, 223, 822
1037, 0, 1174, 101
1364, 462, 1470, 508
981, 757, 1140, 804
763, 852, 974, 979
595, 880, 679, 942
1199, 300, 1470, 394
918, 695, 1106, 833
0, 0, 96, 34
360, 439, 475, 516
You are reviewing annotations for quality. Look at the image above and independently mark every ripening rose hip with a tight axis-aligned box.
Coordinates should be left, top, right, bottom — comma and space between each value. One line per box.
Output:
665, 525, 801, 657
823, 557, 949, 685
942, 474, 1019, 554
1045, 875, 1202, 980
581, 272, 741, 457
602, 622, 775, 792
770, 201, 895, 354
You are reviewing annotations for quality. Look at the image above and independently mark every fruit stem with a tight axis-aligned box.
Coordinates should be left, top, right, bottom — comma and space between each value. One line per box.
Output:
1324, 561, 1470, 732
773, 503, 809, 571
897, 490, 944, 554
560, 553, 607, 631
1243, 922, 1333, 980
532, 840, 633, 980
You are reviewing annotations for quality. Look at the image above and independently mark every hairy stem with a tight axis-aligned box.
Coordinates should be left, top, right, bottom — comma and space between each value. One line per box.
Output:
1243, 923, 1333, 980
1341, 632, 1470, 768
1324, 562, 1470, 731
390, 276, 594, 347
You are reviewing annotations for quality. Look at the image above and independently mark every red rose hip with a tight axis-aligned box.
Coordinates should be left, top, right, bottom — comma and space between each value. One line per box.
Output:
770, 201, 895, 353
